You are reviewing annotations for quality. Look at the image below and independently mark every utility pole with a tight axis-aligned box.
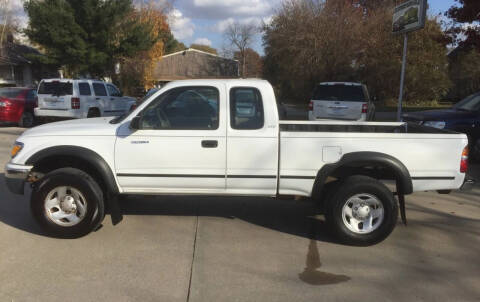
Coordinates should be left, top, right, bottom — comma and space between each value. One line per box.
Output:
397, 33, 408, 122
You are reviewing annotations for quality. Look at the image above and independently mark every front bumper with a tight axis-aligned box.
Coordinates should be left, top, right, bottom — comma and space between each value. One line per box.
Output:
4, 163, 33, 195
460, 176, 475, 191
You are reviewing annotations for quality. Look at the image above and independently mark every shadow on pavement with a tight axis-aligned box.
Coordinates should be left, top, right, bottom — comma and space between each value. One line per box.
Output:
0, 173, 335, 243
119, 194, 335, 243
0, 174, 47, 236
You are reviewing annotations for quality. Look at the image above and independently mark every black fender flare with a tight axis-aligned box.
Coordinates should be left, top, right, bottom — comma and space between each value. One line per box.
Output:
25, 145, 119, 194
313, 151, 413, 200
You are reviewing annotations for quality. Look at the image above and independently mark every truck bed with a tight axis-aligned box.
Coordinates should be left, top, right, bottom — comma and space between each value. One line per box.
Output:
278, 121, 468, 196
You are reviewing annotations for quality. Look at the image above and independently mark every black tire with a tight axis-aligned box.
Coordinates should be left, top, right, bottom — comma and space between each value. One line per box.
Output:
19, 111, 35, 128
87, 108, 101, 118
325, 175, 398, 246
31, 168, 105, 238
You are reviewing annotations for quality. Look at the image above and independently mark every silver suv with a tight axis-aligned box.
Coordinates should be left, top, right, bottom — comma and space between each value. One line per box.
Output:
308, 82, 375, 121
35, 79, 137, 120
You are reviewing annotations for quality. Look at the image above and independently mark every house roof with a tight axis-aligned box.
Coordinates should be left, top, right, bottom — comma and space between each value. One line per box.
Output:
0, 41, 41, 66
162, 48, 238, 62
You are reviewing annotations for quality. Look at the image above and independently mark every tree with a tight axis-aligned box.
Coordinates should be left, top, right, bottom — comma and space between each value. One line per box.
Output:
234, 48, 262, 78
164, 32, 186, 54
24, 0, 156, 77
445, 0, 480, 100
446, 0, 480, 51
0, 0, 20, 46
224, 21, 258, 77
190, 43, 218, 55
119, 1, 171, 95
263, 0, 451, 104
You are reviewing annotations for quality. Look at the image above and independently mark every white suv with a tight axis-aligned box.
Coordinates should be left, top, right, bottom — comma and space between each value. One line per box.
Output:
35, 79, 137, 119
308, 82, 375, 121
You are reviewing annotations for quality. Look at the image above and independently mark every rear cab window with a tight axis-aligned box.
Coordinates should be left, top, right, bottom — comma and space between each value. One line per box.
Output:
38, 81, 73, 96
312, 84, 366, 102
230, 87, 264, 130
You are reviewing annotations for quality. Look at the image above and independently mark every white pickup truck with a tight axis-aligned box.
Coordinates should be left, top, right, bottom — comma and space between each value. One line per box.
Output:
5, 79, 473, 245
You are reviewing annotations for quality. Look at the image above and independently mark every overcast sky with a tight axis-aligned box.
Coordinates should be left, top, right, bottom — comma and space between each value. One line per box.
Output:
7, 0, 458, 54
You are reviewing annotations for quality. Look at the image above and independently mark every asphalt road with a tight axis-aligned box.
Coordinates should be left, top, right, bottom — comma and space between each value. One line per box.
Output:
1, 126, 480, 302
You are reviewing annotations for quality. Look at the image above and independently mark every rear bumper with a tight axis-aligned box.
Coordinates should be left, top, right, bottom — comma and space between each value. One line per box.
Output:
460, 176, 475, 191
4, 163, 33, 195
35, 108, 83, 119
308, 111, 367, 121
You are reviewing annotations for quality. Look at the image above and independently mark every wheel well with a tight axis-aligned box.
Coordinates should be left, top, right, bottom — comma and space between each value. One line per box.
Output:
31, 155, 107, 195
88, 107, 100, 113
313, 161, 412, 210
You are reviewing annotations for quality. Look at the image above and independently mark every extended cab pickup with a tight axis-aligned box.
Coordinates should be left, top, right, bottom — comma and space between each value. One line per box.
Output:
5, 79, 473, 245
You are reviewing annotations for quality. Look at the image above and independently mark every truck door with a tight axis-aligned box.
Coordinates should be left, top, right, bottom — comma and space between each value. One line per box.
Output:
115, 84, 227, 193
226, 86, 279, 195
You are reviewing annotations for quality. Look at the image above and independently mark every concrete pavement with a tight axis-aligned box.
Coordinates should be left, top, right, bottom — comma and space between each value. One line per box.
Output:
0, 127, 479, 301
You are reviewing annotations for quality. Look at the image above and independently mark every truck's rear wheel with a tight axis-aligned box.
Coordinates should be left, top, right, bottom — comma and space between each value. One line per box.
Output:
325, 175, 398, 246
31, 168, 105, 238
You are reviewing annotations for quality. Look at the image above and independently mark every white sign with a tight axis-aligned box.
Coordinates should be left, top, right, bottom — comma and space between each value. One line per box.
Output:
392, 0, 427, 34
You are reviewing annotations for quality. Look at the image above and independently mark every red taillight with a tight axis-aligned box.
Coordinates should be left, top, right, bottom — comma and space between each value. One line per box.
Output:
460, 146, 469, 173
308, 101, 313, 111
362, 103, 368, 114
71, 97, 80, 109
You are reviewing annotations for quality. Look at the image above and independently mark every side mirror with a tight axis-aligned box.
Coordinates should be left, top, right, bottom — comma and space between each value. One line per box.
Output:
130, 116, 141, 130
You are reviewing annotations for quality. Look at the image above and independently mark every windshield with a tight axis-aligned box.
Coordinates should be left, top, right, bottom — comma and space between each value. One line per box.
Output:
38, 81, 73, 96
453, 93, 480, 111
312, 84, 365, 102
0, 88, 23, 98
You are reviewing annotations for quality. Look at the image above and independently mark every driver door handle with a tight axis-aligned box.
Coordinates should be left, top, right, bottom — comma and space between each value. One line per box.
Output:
201, 140, 218, 148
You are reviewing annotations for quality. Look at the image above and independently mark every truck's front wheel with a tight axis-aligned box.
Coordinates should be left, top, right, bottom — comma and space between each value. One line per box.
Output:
325, 176, 398, 246
31, 168, 105, 238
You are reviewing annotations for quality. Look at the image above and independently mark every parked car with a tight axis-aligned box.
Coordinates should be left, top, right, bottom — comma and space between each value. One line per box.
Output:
5, 79, 472, 245
402, 92, 480, 159
0, 87, 37, 127
308, 82, 375, 121
34, 79, 137, 120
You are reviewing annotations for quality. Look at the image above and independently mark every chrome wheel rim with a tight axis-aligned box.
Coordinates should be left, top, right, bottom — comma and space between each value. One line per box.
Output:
44, 186, 88, 227
342, 193, 384, 234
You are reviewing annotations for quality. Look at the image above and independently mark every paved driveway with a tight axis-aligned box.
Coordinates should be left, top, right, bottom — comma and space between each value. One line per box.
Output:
1, 127, 479, 302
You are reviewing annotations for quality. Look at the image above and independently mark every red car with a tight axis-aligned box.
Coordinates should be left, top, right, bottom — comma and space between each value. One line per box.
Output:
0, 87, 37, 127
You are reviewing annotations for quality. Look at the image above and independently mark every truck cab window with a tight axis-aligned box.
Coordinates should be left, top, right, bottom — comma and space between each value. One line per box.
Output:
230, 87, 264, 130
140, 86, 219, 130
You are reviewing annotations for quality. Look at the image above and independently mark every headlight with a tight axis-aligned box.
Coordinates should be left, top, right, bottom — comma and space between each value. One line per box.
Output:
11, 142, 24, 158
423, 121, 446, 129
